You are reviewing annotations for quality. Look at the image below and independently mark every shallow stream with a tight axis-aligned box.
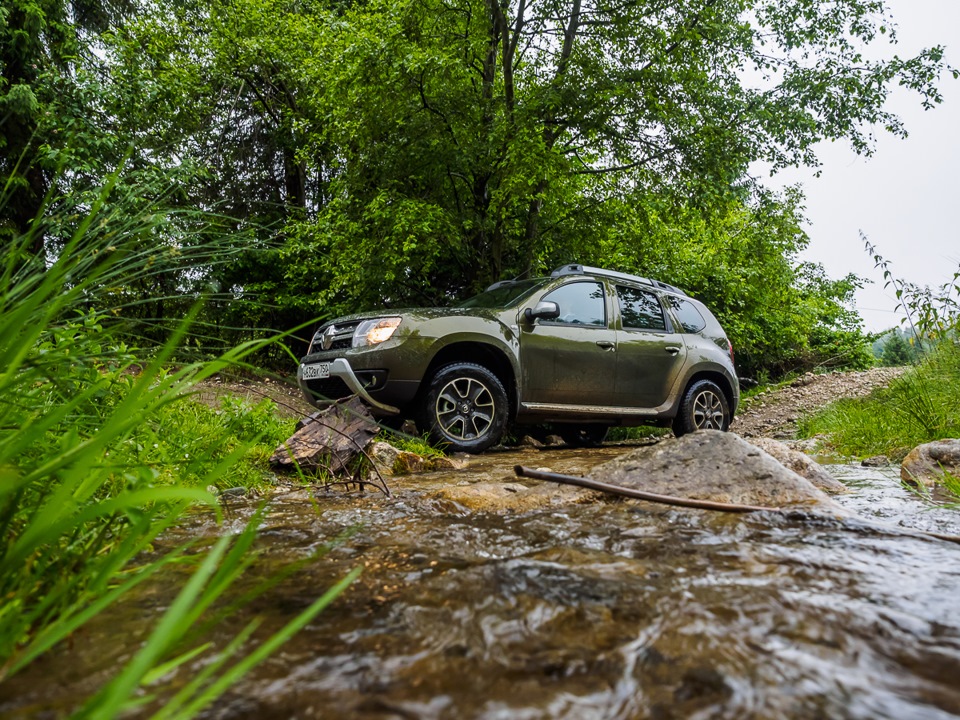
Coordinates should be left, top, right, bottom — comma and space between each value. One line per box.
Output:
4, 446, 960, 719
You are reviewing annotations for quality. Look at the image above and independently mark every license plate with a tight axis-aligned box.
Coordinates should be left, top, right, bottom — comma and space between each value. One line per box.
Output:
300, 362, 330, 380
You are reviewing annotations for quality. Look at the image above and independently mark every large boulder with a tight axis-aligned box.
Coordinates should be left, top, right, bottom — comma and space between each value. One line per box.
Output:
901, 439, 960, 488
747, 437, 847, 494
591, 430, 845, 513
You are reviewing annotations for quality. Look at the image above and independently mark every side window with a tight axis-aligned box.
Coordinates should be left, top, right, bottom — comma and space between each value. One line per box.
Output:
665, 296, 706, 333
617, 285, 666, 331
541, 282, 606, 326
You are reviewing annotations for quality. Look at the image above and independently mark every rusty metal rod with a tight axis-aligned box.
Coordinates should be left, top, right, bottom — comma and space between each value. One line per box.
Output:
514, 465, 780, 513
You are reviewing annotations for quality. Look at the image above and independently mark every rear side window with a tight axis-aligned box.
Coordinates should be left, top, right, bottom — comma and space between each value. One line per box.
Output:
541, 282, 606, 326
665, 296, 706, 333
617, 286, 666, 331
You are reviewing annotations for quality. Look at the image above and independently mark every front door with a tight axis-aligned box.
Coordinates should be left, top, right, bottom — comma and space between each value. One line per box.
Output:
519, 281, 620, 407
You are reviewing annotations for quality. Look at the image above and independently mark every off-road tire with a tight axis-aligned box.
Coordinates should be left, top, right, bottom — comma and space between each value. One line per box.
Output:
419, 362, 508, 452
672, 379, 730, 437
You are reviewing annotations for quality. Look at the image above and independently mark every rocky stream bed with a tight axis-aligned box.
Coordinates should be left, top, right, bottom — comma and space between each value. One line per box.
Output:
5, 366, 960, 720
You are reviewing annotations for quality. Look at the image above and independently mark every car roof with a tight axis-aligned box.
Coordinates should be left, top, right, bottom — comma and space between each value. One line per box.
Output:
483, 265, 688, 297
550, 264, 688, 296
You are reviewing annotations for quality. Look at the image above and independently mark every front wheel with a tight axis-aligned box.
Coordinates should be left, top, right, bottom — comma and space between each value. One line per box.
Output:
419, 363, 508, 453
672, 380, 730, 437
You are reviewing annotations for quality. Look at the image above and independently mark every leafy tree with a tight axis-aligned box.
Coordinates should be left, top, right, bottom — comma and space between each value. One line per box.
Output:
587, 186, 871, 377
880, 329, 915, 366
0, 0, 132, 249
255, 0, 949, 321
97, 0, 952, 373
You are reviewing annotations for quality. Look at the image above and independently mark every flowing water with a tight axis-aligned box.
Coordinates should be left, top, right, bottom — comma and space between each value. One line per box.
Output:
4, 447, 960, 719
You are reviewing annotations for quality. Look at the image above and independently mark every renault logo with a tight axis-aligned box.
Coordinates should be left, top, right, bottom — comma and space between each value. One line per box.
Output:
320, 325, 337, 351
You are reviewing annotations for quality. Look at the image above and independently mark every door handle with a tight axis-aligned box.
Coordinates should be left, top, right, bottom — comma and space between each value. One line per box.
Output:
665, 346, 681, 355
596, 341, 616, 351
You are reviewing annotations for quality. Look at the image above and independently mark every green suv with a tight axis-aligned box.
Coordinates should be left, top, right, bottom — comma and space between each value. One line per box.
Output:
298, 264, 739, 452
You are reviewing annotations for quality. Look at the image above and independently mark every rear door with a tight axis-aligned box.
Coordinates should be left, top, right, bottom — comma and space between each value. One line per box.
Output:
519, 281, 620, 406
614, 285, 687, 408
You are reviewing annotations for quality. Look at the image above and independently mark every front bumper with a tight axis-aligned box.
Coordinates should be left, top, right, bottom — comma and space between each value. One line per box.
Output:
298, 358, 400, 415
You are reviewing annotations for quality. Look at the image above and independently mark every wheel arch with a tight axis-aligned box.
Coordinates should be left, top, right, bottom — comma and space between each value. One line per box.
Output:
420, 341, 518, 419
678, 369, 738, 417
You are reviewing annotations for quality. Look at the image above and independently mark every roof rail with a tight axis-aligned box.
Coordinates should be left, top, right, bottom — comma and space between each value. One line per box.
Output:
550, 264, 687, 296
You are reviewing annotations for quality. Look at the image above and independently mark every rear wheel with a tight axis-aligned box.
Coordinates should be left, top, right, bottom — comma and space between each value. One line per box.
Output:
672, 379, 730, 437
419, 363, 508, 452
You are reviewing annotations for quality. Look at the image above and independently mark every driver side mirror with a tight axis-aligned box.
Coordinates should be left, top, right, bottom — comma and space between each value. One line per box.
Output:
524, 301, 560, 322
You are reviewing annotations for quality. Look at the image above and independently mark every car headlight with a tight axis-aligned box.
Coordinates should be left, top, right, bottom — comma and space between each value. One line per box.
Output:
353, 317, 401, 347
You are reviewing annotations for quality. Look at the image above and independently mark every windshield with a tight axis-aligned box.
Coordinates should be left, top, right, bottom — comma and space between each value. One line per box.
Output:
457, 278, 549, 309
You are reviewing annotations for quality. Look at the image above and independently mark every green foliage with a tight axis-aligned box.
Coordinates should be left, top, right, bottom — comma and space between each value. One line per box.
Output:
380, 430, 447, 460
0, 0, 133, 244
941, 470, 960, 507
798, 341, 960, 460
804, 249, 960, 458
0, 186, 355, 714
89, 0, 951, 376
6, 0, 955, 377
606, 426, 671, 442
879, 329, 916, 366
588, 188, 871, 377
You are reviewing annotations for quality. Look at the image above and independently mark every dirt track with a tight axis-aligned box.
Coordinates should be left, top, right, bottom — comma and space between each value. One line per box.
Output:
731, 366, 905, 439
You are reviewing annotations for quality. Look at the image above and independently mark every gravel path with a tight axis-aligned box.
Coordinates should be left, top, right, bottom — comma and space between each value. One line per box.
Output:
731, 366, 906, 439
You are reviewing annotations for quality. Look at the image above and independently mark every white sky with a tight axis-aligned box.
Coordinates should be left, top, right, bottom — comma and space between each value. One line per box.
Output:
767, 0, 960, 333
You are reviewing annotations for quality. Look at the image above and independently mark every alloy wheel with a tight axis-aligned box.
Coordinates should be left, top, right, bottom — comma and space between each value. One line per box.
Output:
692, 389, 726, 429
435, 376, 495, 440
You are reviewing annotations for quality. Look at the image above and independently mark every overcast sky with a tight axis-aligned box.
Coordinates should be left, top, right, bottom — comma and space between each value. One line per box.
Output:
766, 0, 960, 332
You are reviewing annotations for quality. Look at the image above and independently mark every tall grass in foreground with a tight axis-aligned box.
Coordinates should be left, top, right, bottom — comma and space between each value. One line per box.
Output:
798, 341, 960, 460
0, 182, 358, 716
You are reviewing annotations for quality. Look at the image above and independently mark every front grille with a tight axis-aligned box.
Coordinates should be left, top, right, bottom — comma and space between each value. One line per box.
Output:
312, 321, 361, 352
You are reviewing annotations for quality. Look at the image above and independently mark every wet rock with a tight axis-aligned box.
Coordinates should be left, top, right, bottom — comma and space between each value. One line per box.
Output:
862, 455, 890, 468
544, 434, 565, 446
747, 437, 847, 494
368, 441, 467, 475
901, 439, 960, 488
517, 435, 544, 448
592, 431, 845, 513
393, 451, 428, 474
367, 440, 402, 472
